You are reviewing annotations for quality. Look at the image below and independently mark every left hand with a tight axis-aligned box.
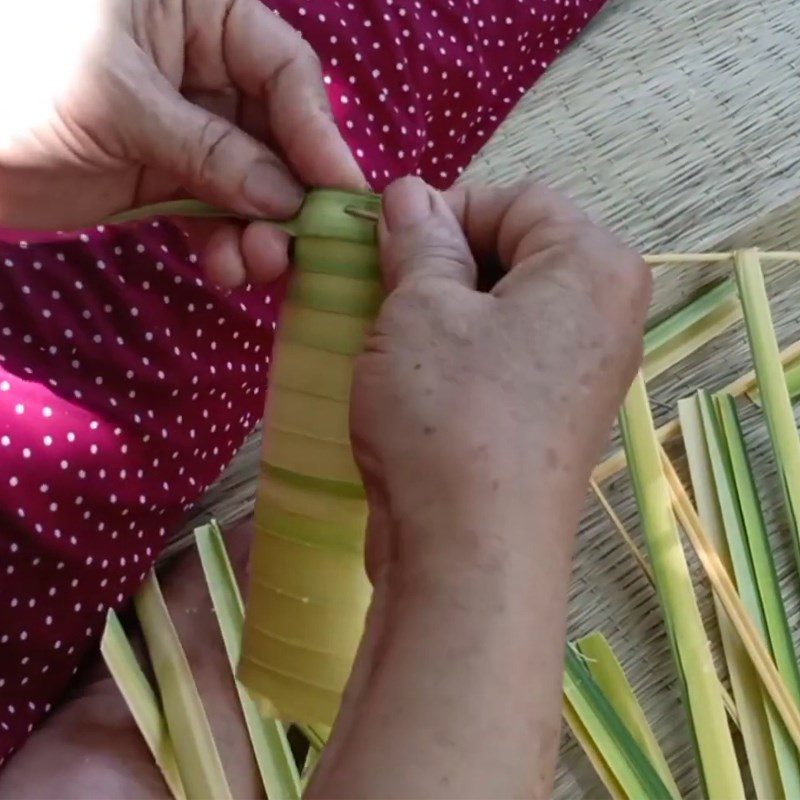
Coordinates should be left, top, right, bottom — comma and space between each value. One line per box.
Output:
0, 0, 364, 285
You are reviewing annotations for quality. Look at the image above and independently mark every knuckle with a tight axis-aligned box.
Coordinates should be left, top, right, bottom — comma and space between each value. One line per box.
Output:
293, 36, 325, 82
190, 118, 236, 189
389, 233, 475, 285
380, 271, 478, 344
518, 181, 585, 225
570, 223, 615, 260
570, 225, 652, 311
299, 39, 323, 71
416, 239, 471, 269
370, 287, 434, 347
528, 221, 582, 256
614, 247, 652, 310
392, 273, 448, 311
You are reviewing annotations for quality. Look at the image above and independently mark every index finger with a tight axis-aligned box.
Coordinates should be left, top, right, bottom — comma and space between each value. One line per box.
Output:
444, 182, 587, 269
224, 0, 366, 190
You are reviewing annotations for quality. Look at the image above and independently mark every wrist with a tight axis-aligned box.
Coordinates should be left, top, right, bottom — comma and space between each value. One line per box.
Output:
374, 477, 582, 603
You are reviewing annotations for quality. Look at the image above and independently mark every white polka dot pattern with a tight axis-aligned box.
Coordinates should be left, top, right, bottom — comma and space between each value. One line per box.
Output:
0, 0, 607, 765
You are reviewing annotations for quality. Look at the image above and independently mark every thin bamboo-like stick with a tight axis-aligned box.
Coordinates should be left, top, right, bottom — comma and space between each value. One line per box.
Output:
591, 472, 740, 728
105, 200, 800, 259
593, 420, 681, 485
643, 253, 733, 264
590, 479, 653, 584
759, 251, 800, 262
592, 339, 800, 485
661, 449, 800, 753
106, 201, 800, 265
643, 251, 800, 265
725, 339, 800, 398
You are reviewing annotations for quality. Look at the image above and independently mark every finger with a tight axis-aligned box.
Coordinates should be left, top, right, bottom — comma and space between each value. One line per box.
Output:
239, 95, 272, 149
379, 177, 477, 291
444, 182, 586, 268
133, 69, 304, 219
185, 89, 275, 157
240, 221, 291, 283
202, 221, 290, 287
182, 87, 240, 125
222, 0, 366, 190
203, 224, 247, 287
447, 185, 649, 316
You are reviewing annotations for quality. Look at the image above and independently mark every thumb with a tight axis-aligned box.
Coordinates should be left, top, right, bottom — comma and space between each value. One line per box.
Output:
379, 177, 477, 291
134, 77, 304, 218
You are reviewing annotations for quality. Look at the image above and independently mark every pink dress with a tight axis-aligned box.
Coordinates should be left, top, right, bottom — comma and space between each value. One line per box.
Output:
0, 0, 607, 763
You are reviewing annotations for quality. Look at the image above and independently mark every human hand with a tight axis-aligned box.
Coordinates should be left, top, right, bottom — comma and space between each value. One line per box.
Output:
0, 0, 363, 285
351, 177, 651, 585
308, 178, 650, 800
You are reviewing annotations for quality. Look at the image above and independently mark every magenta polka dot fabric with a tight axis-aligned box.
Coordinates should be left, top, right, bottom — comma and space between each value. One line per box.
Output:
0, 0, 606, 764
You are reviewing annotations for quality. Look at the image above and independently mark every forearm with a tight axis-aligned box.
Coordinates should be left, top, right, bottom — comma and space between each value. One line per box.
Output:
307, 495, 580, 800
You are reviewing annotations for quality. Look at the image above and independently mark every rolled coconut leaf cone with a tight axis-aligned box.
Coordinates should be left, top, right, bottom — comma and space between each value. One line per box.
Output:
238, 189, 382, 727
106, 190, 380, 726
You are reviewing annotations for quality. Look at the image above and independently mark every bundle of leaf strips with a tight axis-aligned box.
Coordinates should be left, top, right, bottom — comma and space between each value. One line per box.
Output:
104, 527, 679, 800
101, 523, 301, 800
620, 374, 746, 798
681, 391, 800, 798
564, 634, 679, 799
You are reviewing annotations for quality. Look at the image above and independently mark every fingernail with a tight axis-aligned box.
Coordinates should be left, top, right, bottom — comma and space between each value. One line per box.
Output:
383, 177, 434, 231
244, 162, 304, 216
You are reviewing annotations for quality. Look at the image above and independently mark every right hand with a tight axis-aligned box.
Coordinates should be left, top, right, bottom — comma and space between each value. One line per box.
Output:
351, 177, 652, 586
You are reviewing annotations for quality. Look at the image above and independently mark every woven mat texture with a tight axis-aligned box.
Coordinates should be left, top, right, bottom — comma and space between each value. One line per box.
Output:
175, 2, 800, 796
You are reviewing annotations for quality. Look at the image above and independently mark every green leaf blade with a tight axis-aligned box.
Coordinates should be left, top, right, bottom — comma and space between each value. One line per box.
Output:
135, 574, 233, 800
715, 394, 800, 798
620, 374, 744, 799
100, 610, 186, 800
564, 647, 675, 799
195, 523, 301, 800
734, 249, 800, 572
576, 633, 680, 799
643, 280, 741, 381
681, 393, 786, 799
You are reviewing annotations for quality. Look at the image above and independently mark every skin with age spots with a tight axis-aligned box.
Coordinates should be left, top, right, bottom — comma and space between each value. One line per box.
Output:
349, 180, 649, 584
545, 447, 560, 470
305, 177, 650, 799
